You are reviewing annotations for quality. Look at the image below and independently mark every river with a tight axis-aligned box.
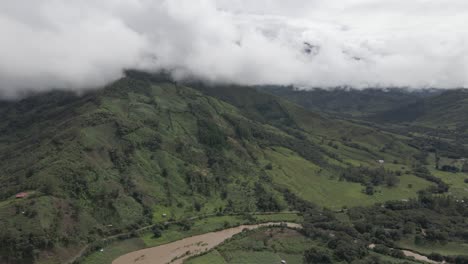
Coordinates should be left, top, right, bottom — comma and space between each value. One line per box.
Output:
112, 222, 301, 264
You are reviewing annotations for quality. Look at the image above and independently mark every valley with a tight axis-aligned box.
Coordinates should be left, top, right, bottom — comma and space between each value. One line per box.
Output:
0, 73, 467, 264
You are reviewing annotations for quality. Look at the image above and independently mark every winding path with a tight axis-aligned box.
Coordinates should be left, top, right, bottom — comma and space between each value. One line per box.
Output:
368, 244, 443, 264
112, 222, 301, 264
401, 250, 443, 264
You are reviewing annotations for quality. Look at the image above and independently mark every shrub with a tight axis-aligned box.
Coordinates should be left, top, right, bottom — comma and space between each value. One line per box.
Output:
304, 248, 332, 264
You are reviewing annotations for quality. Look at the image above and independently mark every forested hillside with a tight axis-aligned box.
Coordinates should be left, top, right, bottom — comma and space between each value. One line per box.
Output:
0, 72, 452, 263
258, 86, 439, 118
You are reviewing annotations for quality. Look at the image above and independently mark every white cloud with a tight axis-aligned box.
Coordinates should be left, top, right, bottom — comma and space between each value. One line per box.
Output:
0, 0, 467, 97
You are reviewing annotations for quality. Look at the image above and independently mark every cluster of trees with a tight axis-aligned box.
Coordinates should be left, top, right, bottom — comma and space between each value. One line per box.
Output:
339, 166, 400, 195
299, 191, 468, 263
409, 136, 468, 161
254, 183, 284, 212
463, 163, 468, 173
349, 193, 468, 260
437, 162, 468, 173
301, 209, 370, 263
412, 165, 449, 193
0, 232, 51, 263
197, 119, 226, 149
440, 164, 460, 173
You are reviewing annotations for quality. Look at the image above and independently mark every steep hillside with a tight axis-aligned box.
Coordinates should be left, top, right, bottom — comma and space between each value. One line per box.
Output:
258, 86, 439, 117
261, 86, 468, 159
373, 89, 468, 129
0, 73, 434, 263
368, 89, 468, 158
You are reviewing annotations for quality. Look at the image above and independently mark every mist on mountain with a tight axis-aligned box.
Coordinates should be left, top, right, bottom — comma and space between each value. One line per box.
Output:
1, 0, 467, 98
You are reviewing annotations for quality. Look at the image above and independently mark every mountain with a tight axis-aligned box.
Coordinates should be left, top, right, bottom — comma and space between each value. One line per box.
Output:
373, 89, 468, 128
260, 86, 468, 158
258, 86, 440, 118
0, 72, 436, 263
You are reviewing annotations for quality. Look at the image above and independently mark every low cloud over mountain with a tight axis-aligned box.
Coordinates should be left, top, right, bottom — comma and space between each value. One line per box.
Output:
0, 0, 467, 97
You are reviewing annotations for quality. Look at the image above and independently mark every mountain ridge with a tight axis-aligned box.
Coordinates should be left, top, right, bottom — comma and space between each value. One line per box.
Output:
0, 73, 438, 263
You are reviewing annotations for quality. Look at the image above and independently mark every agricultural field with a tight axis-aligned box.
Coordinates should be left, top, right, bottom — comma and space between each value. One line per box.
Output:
264, 147, 433, 209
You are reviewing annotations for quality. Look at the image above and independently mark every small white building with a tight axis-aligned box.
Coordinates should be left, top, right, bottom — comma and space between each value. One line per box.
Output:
281, 260, 287, 264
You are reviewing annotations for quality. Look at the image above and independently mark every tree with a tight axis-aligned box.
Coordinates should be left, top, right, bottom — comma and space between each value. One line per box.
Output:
333, 240, 367, 262
151, 225, 162, 238
364, 185, 374, 195
304, 248, 332, 264
385, 175, 399, 187
197, 119, 226, 148
194, 201, 202, 212
178, 219, 194, 231
461, 162, 468, 173
429, 253, 444, 262
440, 165, 459, 173
162, 168, 168, 178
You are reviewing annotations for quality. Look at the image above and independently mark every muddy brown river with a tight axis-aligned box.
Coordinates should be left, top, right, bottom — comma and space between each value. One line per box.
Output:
113, 223, 439, 264
112, 222, 301, 264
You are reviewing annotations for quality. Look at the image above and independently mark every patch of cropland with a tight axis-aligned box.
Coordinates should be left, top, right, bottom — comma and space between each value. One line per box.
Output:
0, 72, 445, 263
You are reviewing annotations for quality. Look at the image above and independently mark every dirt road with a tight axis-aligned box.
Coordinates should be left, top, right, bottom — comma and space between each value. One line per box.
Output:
401, 250, 442, 264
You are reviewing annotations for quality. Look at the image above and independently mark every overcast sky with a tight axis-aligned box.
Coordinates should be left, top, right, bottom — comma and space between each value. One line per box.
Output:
0, 0, 467, 98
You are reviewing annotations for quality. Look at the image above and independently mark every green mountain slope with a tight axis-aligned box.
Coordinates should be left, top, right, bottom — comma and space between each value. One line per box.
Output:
0, 73, 434, 263
261, 85, 468, 159
373, 89, 468, 128
258, 86, 439, 117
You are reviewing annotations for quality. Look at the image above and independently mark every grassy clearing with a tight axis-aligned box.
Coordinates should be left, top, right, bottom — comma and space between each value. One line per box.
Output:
184, 250, 227, 264
0, 198, 15, 209
81, 238, 145, 264
369, 252, 420, 264
264, 147, 433, 209
429, 168, 468, 198
222, 251, 288, 264
253, 212, 302, 223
